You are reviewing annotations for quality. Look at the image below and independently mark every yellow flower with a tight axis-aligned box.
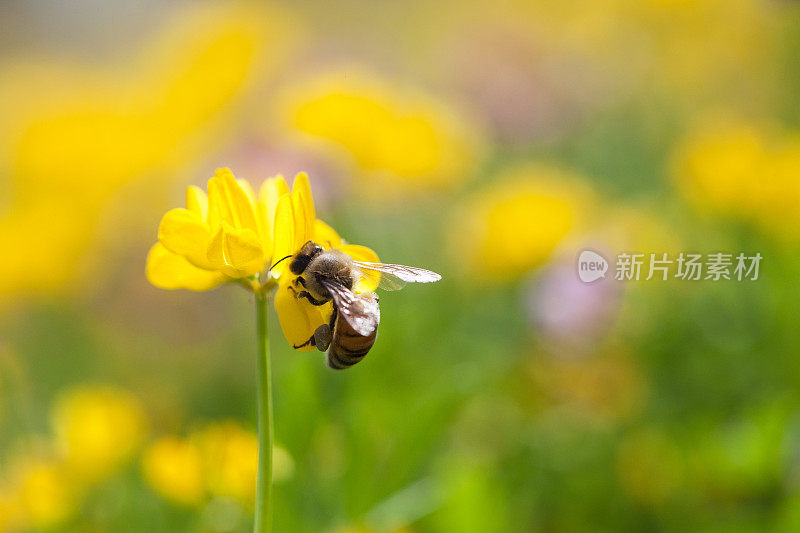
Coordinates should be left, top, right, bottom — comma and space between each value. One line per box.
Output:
142, 436, 205, 507
449, 164, 592, 281
672, 117, 767, 218
0, 485, 23, 532
147, 167, 286, 289
760, 141, 800, 238
9, 454, 78, 530
193, 421, 259, 506
673, 116, 800, 239
141, 424, 294, 508
51, 385, 147, 482
277, 69, 483, 196
147, 168, 379, 350
0, 2, 292, 304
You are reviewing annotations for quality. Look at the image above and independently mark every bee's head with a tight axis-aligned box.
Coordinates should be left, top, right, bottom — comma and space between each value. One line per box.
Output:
289, 240, 324, 275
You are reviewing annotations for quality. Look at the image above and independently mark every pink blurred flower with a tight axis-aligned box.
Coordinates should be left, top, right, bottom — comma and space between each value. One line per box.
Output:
526, 253, 622, 355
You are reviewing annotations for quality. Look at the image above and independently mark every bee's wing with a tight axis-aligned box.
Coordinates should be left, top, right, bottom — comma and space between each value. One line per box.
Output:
354, 262, 442, 291
357, 267, 405, 291
318, 279, 380, 336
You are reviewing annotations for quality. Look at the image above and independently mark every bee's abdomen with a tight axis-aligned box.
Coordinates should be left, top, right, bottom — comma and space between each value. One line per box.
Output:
326, 319, 377, 370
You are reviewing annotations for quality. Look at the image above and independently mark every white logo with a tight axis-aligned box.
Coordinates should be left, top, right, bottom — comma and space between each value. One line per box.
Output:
577, 250, 608, 283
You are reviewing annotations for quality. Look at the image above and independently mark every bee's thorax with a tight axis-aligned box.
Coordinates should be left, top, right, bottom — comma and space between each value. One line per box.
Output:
304, 250, 356, 299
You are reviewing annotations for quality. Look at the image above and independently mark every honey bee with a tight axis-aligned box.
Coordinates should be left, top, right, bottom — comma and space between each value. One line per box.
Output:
276, 240, 441, 369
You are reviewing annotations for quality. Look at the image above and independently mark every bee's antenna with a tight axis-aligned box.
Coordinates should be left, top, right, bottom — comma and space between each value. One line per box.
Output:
268, 254, 292, 272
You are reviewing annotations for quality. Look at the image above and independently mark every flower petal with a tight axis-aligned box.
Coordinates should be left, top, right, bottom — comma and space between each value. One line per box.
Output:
237, 178, 256, 205
340, 244, 379, 263
207, 168, 259, 234
223, 227, 264, 271
207, 223, 265, 278
270, 173, 318, 269
271, 194, 296, 269
257, 175, 289, 256
146, 243, 227, 291
158, 208, 213, 268
285, 173, 316, 252
206, 225, 227, 271
313, 219, 342, 249
290, 190, 308, 250
292, 172, 316, 231
274, 284, 331, 352
340, 244, 381, 292
186, 186, 208, 219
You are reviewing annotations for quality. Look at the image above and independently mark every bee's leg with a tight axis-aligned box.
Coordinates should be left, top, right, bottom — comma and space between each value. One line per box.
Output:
287, 284, 328, 306
313, 323, 332, 352
293, 276, 307, 288
297, 291, 328, 306
293, 321, 332, 352
292, 335, 316, 350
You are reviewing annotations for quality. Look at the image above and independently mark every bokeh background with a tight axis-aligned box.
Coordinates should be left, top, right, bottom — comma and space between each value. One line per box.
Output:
2, 0, 800, 531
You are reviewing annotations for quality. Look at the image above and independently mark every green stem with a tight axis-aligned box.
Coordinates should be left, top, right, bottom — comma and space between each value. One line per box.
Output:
254, 294, 273, 533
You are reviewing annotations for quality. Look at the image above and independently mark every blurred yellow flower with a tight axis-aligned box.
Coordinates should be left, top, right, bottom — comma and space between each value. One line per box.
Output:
51, 385, 147, 482
673, 118, 766, 217
0, 486, 23, 533
761, 141, 800, 237
673, 116, 800, 239
195, 421, 260, 506
142, 436, 206, 507
449, 164, 592, 280
147, 167, 380, 351
0, 1, 292, 305
9, 455, 78, 530
278, 70, 482, 196
142, 422, 294, 509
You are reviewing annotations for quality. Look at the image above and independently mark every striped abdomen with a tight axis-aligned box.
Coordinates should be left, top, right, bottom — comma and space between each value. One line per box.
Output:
327, 308, 378, 370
